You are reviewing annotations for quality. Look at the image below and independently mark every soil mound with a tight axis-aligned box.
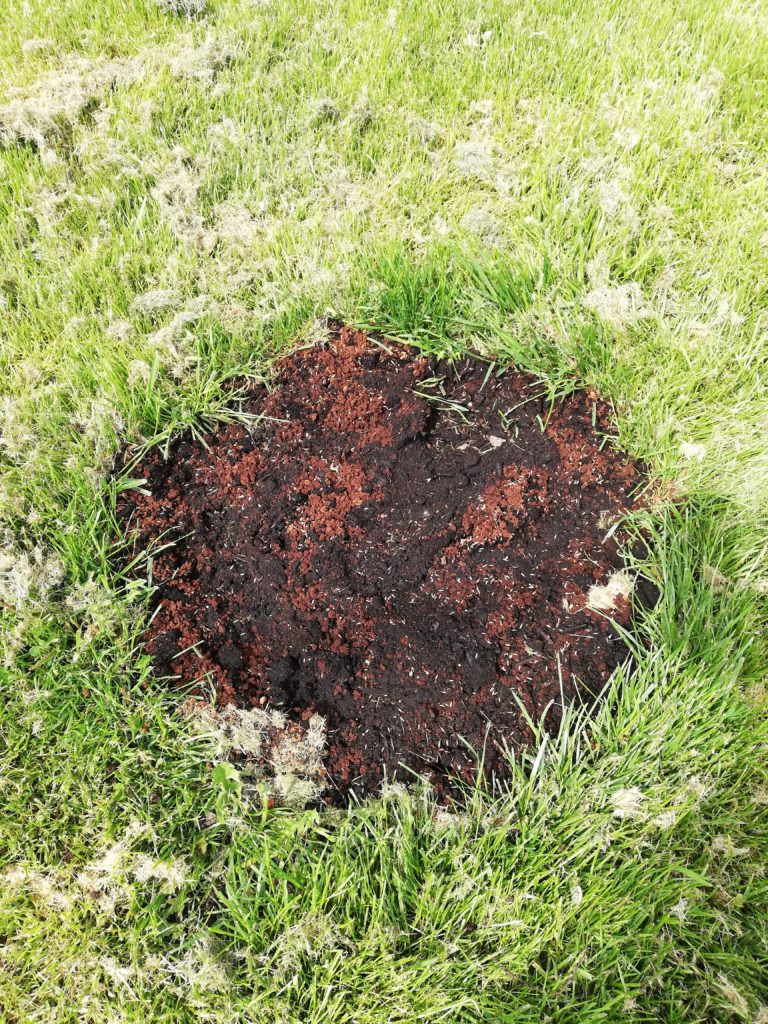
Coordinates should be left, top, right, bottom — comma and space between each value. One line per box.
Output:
119, 326, 649, 801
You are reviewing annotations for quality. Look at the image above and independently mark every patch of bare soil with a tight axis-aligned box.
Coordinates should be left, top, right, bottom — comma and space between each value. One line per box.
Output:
118, 325, 652, 802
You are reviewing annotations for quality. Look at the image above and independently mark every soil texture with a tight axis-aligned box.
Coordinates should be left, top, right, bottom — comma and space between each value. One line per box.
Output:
119, 325, 649, 801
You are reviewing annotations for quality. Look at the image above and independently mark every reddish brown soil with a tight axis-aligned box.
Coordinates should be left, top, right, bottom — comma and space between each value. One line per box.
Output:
118, 325, 650, 802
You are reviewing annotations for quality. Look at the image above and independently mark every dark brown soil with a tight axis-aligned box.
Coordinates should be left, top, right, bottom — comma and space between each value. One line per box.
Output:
118, 325, 650, 802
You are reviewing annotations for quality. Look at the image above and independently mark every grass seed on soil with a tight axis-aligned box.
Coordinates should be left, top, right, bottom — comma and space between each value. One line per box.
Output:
119, 326, 649, 802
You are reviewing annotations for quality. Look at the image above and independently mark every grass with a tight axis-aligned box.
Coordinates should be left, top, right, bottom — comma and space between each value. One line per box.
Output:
1, 0, 767, 1020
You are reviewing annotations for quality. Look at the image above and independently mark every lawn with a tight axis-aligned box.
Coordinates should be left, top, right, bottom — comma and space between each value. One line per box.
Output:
0, 0, 767, 1020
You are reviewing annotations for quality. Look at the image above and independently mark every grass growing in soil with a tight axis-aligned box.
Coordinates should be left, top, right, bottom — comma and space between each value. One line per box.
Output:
1, 0, 767, 1020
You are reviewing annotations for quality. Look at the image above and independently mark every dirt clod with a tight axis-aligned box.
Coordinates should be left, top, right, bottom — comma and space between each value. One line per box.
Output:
119, 326, 649, 802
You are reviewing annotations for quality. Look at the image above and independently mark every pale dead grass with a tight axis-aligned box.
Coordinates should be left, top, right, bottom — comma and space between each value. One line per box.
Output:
0, 534, 64, 608
155, 0, 208, 16
0, 57, 143, 152
180, 700, 327, 805
583, 282, 652, 331
586, 569, 635, 613
130, 289, 181, 319
611, 786, 646, 819
454, 138, 494, 178
0, 36, 236, 159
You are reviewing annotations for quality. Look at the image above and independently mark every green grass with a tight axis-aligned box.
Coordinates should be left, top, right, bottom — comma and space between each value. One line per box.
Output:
1, 0, 767, 1020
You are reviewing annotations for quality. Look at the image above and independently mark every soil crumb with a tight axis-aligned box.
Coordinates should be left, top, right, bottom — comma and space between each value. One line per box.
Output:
119, 325, 649, 802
